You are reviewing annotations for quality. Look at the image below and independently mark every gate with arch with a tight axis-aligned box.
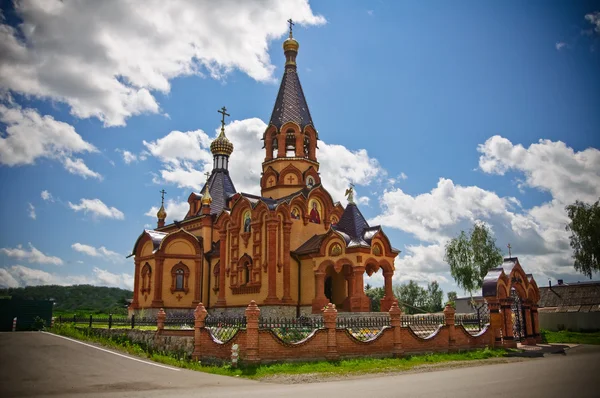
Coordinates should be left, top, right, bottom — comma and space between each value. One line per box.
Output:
482, 257, 541, 347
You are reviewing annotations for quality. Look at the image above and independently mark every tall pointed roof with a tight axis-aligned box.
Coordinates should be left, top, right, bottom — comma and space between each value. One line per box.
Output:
335, 202, 370, 239
195, 171, 236, 216
268, 28, 314, 131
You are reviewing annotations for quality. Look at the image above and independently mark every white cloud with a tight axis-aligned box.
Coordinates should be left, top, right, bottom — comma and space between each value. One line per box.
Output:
41, 190, 53, 201
0, 265, 133, 290
370, 136, 600, 286
585, 11, 600, 34
62, 157, 102, 180
367, 10, 374, 16
0, 105, 100, 179
27, 203, 36, 220
145, 118, 385, 204
478, 135, 600, 204
68, 198, 125, 220
116, 149, 139, 164
71, 243, 123, 262
0, 243, 63, 265
0, 0, 325, 126
555, 42, 567, 51
145, 199, 190, 223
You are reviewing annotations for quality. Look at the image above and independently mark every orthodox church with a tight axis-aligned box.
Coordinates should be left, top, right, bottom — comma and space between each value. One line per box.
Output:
130, 25, 400, 317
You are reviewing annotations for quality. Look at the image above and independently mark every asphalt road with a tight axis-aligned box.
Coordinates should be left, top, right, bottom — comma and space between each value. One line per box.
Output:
1, 332, 598, 398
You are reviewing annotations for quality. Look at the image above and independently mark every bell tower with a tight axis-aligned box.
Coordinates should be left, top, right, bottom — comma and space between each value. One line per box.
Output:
260, 19, 320, 199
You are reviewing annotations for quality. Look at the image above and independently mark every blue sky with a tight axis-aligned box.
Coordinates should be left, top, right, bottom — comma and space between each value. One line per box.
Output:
1, 0, 599, 297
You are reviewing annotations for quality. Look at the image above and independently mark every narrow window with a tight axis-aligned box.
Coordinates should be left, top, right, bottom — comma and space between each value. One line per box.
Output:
175, 268, 184, 290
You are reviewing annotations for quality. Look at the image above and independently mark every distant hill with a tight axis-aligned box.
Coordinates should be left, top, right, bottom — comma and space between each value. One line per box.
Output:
0, 285, 133, 315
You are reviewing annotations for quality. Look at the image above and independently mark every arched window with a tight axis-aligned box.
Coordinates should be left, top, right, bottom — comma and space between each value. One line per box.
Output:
175, 268, 184, 290
272, 137, 278, 158
141, 263, 152, 294
244, 262, 250, 285
285, 130, 296, 157
170, 262, 190, 294
213, 261, 220, 292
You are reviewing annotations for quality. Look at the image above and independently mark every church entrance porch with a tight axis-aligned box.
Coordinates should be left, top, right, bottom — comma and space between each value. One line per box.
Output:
312, 260, 371, 314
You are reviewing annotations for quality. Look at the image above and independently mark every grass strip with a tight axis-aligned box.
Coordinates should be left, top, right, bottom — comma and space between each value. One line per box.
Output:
541, 330, 600, 345
50, 324, 507, 379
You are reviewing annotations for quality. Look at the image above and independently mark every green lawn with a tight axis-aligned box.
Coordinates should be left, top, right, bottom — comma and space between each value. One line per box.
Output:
541, 330, 600, 345
50, 324, 507, 379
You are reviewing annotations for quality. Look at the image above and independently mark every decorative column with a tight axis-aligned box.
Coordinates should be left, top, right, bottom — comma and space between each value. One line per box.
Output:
295, 132, 304, 157
343, 268, 354, 312
281, 222, 293, 303
350, 266, 369, 312
486, 298, 503, 348
245, 300, 261, 364
156, 308, 166, 333
277, 133, 286, 158
380, 269, 394, 312
152, 256, 164, 307
523, 301, 535, 346
192, 303, 208, 361
131, 259, 141, 309
444, 304, 456, 352
264, 220, 280, 304
389, 300, 404, 357
193, 258, 202, 305
312, 270, 328, 313
215, 230, 227, 307
500, 298, 516, 348
323, 303, 339, 361
532, 304, 541, 343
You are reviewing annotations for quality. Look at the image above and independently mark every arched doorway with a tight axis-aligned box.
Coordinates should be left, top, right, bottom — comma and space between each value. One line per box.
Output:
325, 263, 351, 310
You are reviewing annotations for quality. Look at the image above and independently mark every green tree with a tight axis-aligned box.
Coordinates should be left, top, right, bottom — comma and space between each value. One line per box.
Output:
426, 281, 444, 313
566, 199, 600, 279
447, 291, 458, 305
444, 223, 503, 296
364, 285, 385, 312
393, 281, 427, 314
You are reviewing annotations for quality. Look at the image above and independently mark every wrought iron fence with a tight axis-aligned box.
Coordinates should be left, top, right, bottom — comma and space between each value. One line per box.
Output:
164, 314, 195, 329
402, 315, 445, 338
55, 314, 157, 329
455, 313, 490, 335
337, 316, 391, 342
205, 315, 246, 343
259, 316, 323, 344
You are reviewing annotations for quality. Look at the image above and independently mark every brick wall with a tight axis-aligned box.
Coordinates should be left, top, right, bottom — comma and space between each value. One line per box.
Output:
190, 301, 495, 365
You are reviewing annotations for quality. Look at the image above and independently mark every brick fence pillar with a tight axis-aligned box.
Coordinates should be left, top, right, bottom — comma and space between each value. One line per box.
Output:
500, 298, 517, 348
245, 300, 261, 364
192, 303, 208, 361
389, 300, 403, 357
444, 303, 456, 352
523, 301, 535, 346
486, 298, 503, 348
156, 308, 166, 333
323, 303, 339, 361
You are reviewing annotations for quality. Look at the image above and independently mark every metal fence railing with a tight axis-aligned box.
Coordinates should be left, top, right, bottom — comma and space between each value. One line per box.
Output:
55, 314, 158, 329
402, 315, 445, 338
205, 315, 246, 343
259, 316, 323, 344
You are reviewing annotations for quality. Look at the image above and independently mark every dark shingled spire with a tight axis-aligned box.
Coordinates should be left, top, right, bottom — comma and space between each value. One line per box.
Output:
269, 68, 314, 130
336, 202, 370, 239
268, 26, 314, 131
195, 171, 236, 216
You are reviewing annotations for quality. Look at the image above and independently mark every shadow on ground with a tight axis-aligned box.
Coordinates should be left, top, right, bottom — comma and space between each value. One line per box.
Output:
505, 343, 571, 358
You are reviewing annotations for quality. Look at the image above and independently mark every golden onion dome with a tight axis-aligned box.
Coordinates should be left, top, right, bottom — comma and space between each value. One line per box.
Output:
157, 204, 167, 220
283, 36, 299, 53
210, 128, 234, 156
201, 185, 213, 206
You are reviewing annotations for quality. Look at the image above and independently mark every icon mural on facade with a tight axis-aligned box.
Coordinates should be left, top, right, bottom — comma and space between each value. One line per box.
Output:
306, 176, 314, 188
308, 200, 321, 224
291, 207, 301, 220
243, 211, 251, 232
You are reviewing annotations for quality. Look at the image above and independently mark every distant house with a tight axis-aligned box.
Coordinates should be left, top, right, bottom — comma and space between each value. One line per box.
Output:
455, 296, 487, 314
538, 280, 600, 332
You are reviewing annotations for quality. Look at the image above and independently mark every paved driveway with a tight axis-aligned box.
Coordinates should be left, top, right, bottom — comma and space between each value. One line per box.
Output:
1, 332, 598, 398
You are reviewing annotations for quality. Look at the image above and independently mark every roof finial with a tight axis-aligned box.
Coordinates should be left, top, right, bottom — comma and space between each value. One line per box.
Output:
201, 172, 212, 205
345, 183, 355, 204
507, 243, 512, 257
157, 189, 167, 222
160, 189, 167, 206
211, 106, 234, 157
287, 18, 294, 38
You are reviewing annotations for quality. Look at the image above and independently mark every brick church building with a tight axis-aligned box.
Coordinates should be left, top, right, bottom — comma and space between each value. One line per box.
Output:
130, 26, 400, 317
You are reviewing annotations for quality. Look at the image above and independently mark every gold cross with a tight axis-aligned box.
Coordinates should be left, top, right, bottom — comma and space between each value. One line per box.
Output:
204, 171, 210, 181
217, 106, 230, 129
507, 243, 512, 257
159, 189, 167, 206
287, 18, 294, 38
